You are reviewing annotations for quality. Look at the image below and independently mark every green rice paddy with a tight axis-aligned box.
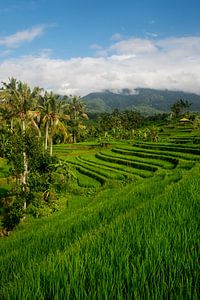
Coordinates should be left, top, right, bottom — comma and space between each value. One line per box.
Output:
0, 125, 200, 299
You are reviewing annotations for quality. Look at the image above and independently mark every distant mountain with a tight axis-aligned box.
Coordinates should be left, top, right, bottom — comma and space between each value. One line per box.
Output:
82, 88, 200, 114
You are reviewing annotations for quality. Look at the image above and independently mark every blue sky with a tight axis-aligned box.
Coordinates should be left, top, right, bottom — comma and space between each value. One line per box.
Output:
0, 0, 200, 95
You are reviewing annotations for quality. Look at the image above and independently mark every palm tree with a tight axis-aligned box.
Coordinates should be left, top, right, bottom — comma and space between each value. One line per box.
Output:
0, 80, 18, 131
27, 110, 42, 138
38, 91, 51, 151
39, 91, 69, 155
66, 96, 88, 143
0, 78, 42, 208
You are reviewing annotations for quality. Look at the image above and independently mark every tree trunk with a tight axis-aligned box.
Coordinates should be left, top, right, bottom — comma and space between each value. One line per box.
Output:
50, 132, 53, 156
21, 118, 28, 210
73, 131, 77, 144
10, 119, 13, 131
31, 118, 41, 137
45, 122, 49, 150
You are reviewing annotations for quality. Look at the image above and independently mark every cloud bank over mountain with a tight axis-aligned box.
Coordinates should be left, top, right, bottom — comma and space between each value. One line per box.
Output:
0, 35, 200, 96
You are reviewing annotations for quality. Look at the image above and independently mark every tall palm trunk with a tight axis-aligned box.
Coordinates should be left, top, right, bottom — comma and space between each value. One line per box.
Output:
73, 111, 77, 143
10, 119, 13, 131
45, 122, 49, 150
73, 131, 77, 144
31, 118, 41, 137
49, 119, 54, 156
21, 117, 28, 210
50, 132, 53, 156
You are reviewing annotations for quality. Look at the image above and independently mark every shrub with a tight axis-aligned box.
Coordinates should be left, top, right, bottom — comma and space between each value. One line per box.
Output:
26, 190, 60, 218
2, 195, 24, 230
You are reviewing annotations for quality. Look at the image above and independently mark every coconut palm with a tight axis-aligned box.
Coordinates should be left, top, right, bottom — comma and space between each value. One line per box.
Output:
0, 80, 18, 131
66, 96, 88, 143
39, 91, 69, 155
0, 78, 42, 208
27, 110, 42, 138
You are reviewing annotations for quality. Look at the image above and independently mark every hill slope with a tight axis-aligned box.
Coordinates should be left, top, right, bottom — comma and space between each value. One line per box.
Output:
82, 88, 200, 114
0, 141, 199, 299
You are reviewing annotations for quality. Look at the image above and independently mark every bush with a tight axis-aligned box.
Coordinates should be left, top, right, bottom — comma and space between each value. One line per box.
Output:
2, 195, 24, 230
26, 190, 60, 218
27, 203, 52, 218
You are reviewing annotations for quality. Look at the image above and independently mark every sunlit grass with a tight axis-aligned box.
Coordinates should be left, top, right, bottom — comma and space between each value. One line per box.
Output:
0, 139, 199, 299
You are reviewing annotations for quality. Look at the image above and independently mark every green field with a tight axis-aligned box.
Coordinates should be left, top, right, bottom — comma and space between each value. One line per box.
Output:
0, 132, 200, 298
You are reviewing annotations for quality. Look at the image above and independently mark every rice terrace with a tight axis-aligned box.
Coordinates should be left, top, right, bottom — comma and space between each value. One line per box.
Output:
0, 78, 199, 299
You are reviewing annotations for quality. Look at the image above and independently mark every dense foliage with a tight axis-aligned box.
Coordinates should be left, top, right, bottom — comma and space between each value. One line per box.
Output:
0, 78, 88, 228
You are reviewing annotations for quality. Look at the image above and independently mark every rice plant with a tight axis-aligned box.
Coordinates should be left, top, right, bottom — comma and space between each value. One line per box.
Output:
0, 141, 199, 299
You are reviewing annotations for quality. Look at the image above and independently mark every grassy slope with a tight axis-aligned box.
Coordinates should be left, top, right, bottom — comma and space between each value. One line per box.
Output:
0, 161, 199, 299
0, 125, 200, 299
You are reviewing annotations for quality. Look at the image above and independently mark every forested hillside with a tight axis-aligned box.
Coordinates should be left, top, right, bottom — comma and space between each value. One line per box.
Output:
83, 88, 200, 114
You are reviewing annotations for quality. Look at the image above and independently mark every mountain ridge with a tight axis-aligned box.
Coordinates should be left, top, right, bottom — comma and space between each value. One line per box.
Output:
82, 88, 200, 114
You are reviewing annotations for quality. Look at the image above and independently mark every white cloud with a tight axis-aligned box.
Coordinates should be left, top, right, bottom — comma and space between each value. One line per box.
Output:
109, 38, 158, 55
0, 25, 45, 48
0, 36, 200, 96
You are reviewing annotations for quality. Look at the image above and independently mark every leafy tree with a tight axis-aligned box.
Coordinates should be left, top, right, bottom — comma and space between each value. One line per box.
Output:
0, 77, 91, 229
0, 78, 42, 208
193, 115, 200, 132
96, 110, 144, 140
66, 96, 88, 143
2, 130, 59, 229
39, 91, 69, 155
170, 99, 192, 117
149, 126, 159, 142
98, 131, 112, 148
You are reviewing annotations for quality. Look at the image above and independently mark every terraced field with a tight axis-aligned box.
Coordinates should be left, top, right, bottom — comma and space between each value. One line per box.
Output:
159, 123, 200, 144
0, 139, 199, 299
54, 140, 199, 189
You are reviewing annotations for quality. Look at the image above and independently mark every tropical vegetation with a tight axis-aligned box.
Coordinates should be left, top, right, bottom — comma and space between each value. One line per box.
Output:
0, 77, 199, 299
